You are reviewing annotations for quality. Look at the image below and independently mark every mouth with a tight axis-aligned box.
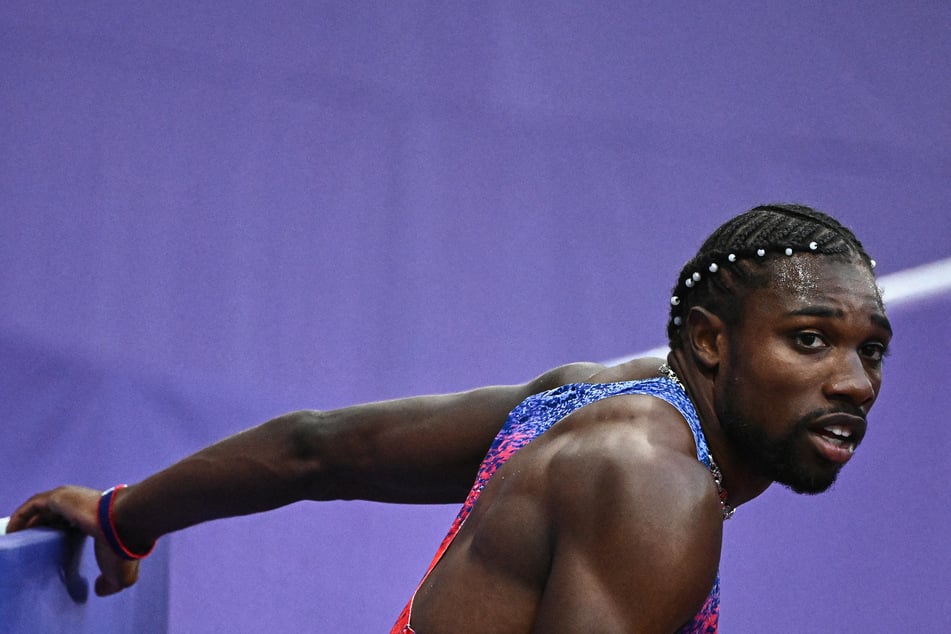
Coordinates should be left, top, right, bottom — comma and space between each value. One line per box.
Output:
807, 414, 866, 465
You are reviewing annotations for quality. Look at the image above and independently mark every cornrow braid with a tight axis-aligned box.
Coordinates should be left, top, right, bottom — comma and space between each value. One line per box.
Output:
666, 203, 877, 349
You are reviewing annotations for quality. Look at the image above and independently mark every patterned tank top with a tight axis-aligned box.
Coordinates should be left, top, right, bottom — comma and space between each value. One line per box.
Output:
392, 377, 719, 633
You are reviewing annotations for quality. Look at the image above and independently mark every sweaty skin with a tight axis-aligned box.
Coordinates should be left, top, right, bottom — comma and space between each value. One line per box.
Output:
674, 255, 890, 504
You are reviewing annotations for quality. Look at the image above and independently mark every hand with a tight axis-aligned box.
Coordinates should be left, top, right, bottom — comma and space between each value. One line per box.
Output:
8, 486, 141, 596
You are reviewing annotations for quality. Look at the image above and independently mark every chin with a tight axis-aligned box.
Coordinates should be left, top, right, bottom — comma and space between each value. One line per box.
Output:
776, 465, 840, 495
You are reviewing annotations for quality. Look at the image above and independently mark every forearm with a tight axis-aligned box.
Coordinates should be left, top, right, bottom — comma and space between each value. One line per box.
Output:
112, 412, 314, 550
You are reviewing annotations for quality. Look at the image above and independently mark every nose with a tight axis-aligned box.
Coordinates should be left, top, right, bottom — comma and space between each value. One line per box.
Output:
826, 352, 876, 412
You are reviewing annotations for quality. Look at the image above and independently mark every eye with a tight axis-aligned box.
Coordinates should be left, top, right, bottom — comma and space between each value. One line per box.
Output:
860, 342, 889, 363
793, 332, 827, 350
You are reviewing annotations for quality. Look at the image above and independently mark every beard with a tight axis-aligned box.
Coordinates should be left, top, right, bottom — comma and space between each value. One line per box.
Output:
717, 405, 843, 495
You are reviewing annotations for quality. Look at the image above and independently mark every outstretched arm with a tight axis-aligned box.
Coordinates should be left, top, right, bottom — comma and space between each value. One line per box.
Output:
7, 361, 607, 594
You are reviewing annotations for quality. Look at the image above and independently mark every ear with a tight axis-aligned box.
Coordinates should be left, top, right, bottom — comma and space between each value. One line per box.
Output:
683, 306, 725, 371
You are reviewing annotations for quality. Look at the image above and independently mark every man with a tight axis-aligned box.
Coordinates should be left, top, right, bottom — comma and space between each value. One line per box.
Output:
9, 204, 892, 632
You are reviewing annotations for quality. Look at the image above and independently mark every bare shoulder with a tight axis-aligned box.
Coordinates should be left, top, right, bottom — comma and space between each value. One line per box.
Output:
526, 355, 669, 391
534, 394, 723, 632
587, 356, 669, 383
527, 360, 608, 389
543, 393, 721, 529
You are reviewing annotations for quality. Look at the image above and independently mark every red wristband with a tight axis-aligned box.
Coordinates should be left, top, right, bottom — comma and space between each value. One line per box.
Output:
97, 485, 156, 561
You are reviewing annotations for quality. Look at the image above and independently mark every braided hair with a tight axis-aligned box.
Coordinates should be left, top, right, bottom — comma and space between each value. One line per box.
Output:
666, 204, 877, 349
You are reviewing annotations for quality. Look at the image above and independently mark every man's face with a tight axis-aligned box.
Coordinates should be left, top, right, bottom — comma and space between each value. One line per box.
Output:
714, 254, 892, 494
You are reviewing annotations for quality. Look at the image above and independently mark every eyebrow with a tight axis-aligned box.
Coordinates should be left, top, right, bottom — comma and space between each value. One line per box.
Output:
787, 306, 893, 336
871, 313, 894, 336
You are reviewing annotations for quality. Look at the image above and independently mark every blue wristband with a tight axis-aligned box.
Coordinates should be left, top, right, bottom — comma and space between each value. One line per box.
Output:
97, 485, 155, 561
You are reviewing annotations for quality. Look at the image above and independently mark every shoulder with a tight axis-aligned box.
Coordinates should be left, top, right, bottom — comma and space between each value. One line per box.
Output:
532, 395, 722, 631
525, 361, 606, 391
545, 394, 720, 530
524, 355, 668, 394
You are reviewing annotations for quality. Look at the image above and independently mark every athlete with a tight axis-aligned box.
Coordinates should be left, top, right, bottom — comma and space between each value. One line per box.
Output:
8, 204, 892, 632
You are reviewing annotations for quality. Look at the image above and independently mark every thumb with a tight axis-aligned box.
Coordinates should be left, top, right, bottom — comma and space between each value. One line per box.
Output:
94, 574, 123, 597
93, 538, 140, 596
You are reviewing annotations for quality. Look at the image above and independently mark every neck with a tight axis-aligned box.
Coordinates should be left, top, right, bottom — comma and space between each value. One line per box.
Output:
665, 349, 772, 510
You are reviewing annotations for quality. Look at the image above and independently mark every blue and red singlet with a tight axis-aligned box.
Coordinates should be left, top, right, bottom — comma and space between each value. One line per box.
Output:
392, 377, 720, 634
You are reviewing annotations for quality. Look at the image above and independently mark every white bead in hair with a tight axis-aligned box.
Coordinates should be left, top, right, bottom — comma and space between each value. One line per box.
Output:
785, 248, 793, 256
673, 316, 683, 326
670, 296, 680, 306
728, 253, 737, 262
685, 278, 695, 288
692, 272, 701, 282
870, 259, 877, 269
809, 241, 818, 251
708, 263, 718, 273
756, 248, 765, 257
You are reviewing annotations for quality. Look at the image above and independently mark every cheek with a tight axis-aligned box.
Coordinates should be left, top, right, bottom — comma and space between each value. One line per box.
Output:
722, 355, 808, 423
716, 372, 764, 424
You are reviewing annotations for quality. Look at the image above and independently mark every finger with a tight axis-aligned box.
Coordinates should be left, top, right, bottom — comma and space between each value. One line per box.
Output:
95, 574, 122, 597
93, 537, 141, 596
10, 507, 55, 532
93, 561, 139, 597
8, 487, 85, 532
7, 496, 49, 532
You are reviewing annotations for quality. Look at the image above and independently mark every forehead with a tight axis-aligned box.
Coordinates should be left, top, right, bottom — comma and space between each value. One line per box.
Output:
747, 254, 888, 324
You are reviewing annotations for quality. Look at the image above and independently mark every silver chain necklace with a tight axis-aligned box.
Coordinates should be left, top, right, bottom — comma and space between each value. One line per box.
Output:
659, 363, 736, 520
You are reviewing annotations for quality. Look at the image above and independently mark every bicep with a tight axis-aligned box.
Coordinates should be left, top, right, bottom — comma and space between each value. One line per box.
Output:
298, 361, 607, 504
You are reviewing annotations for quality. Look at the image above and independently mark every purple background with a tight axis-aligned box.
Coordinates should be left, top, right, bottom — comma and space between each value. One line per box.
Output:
2, 3, 949, 631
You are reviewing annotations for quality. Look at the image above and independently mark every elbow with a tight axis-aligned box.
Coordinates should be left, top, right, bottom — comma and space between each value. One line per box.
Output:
275, 409, 369, 501
265, 409, 332, 499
